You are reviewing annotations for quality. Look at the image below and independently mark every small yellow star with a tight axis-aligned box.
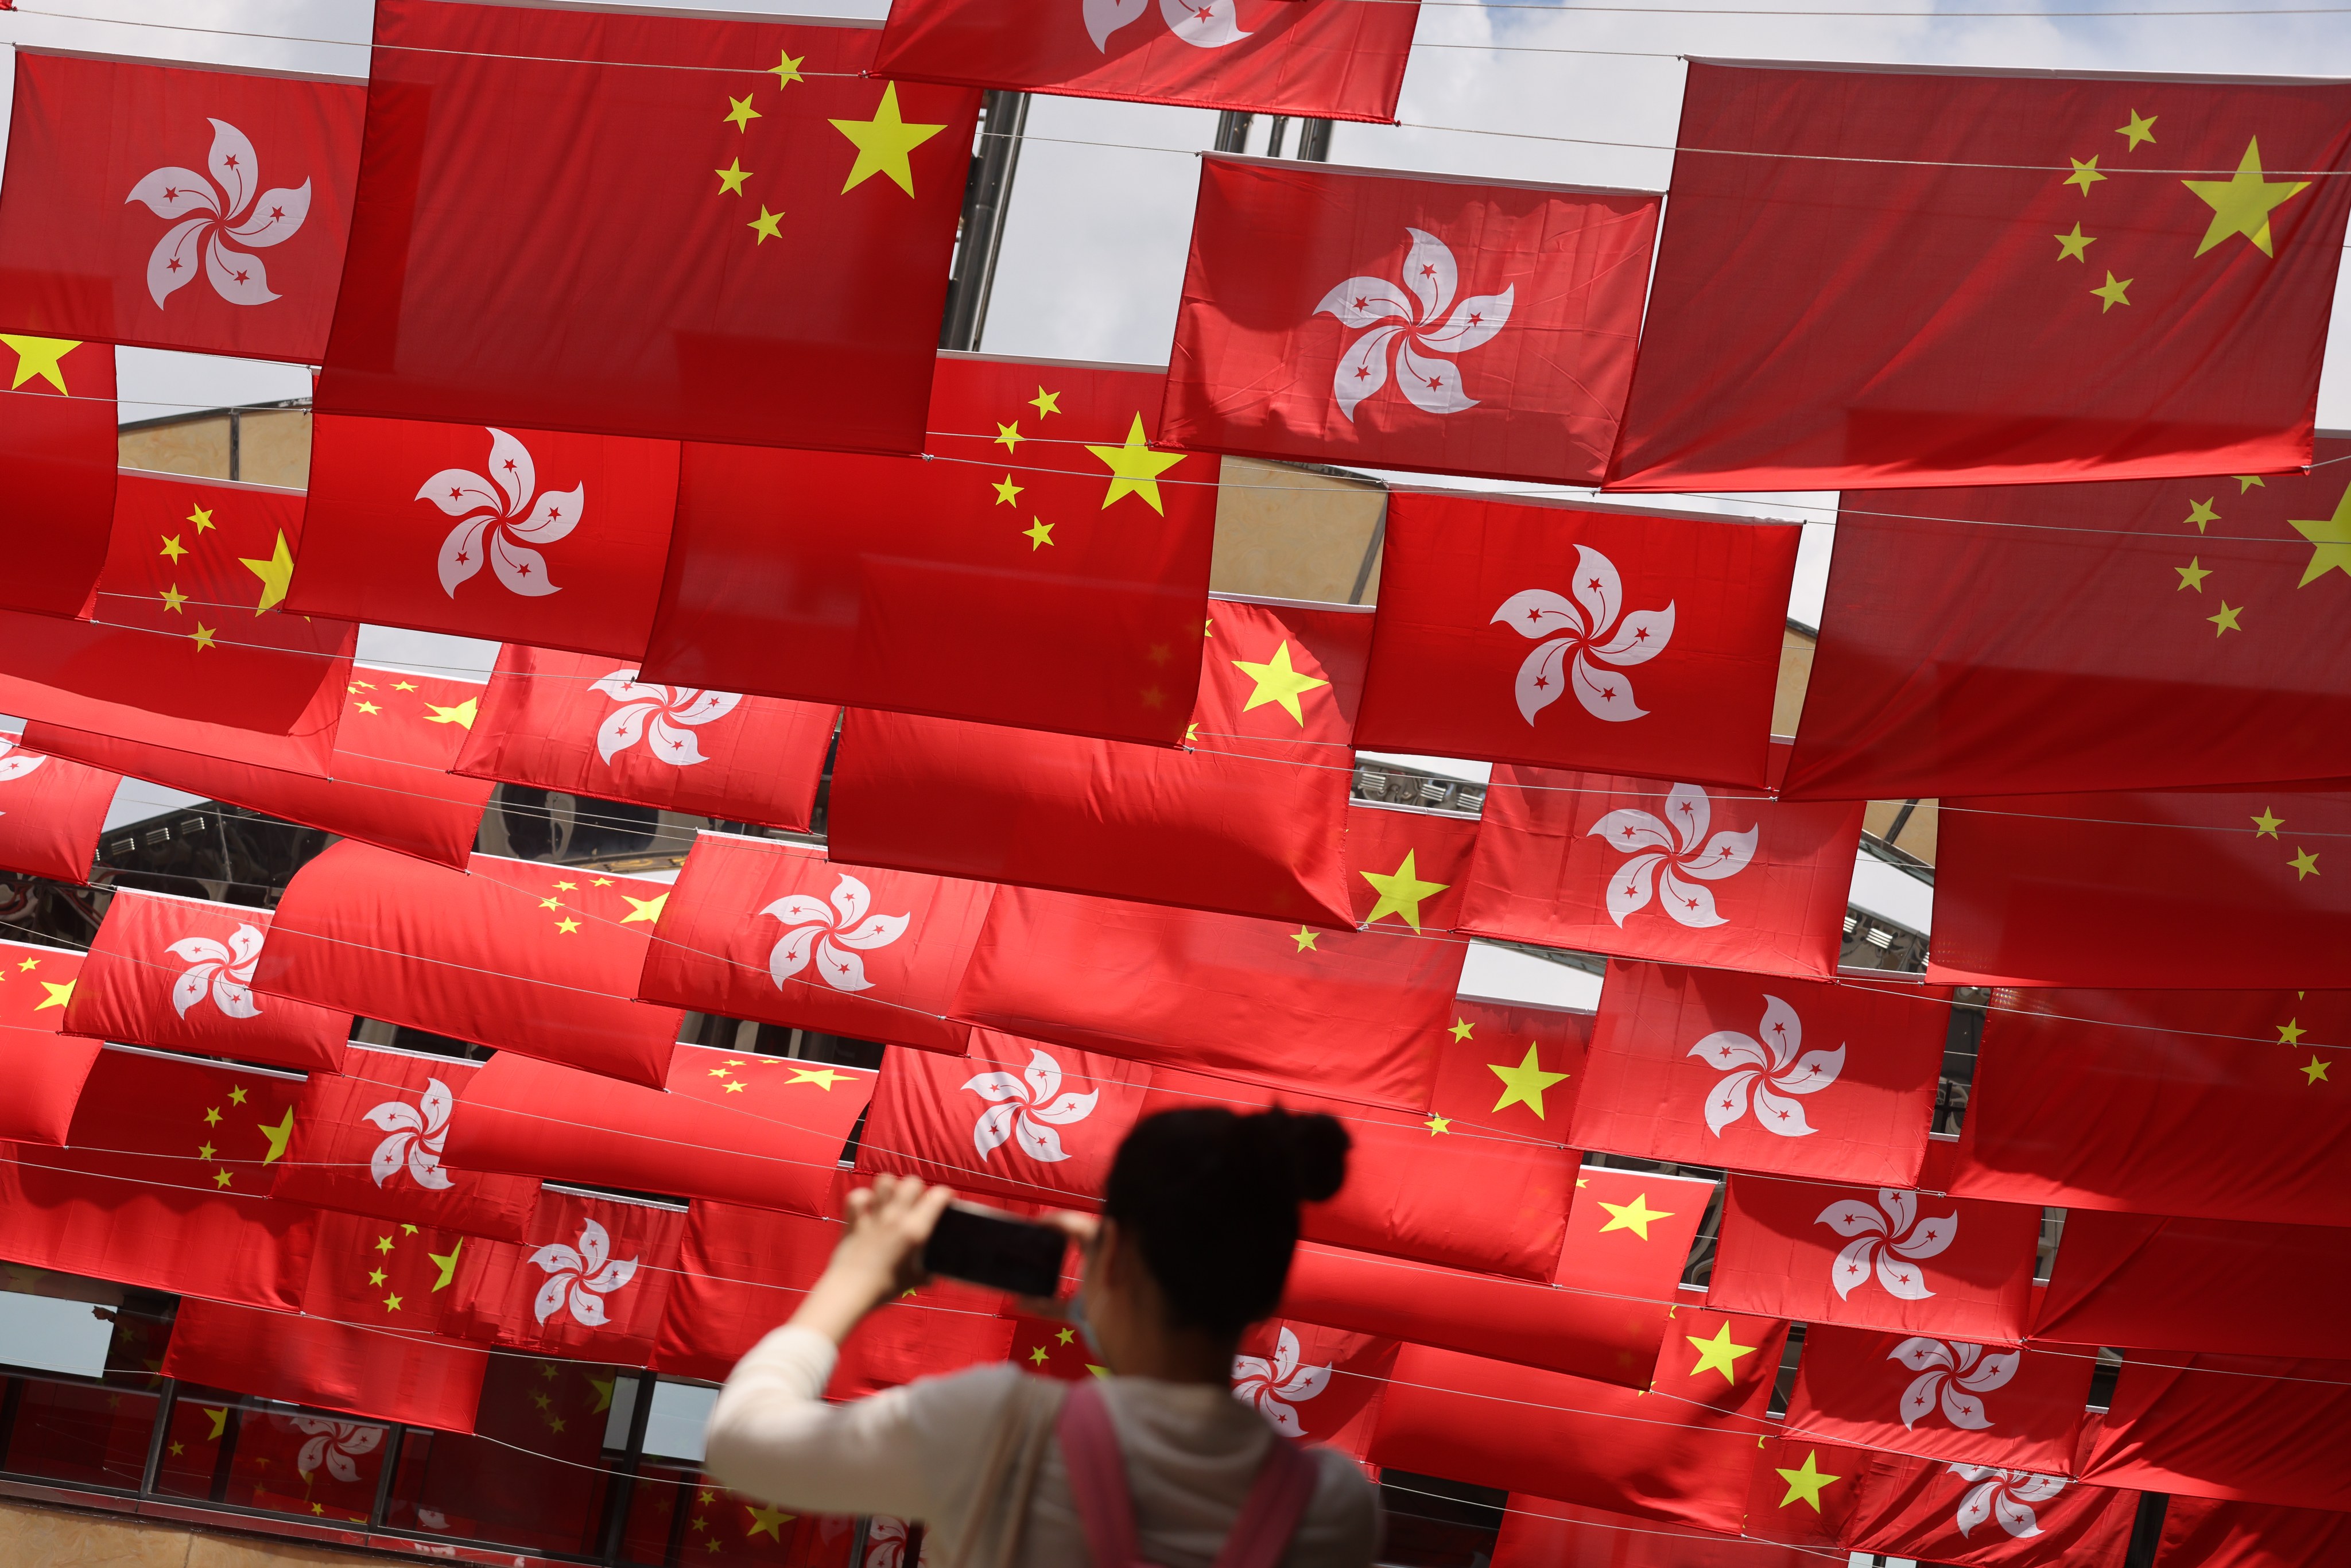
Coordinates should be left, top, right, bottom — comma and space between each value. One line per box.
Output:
2115, 110, 2157, 150
203, 1107, 222, 1126
992, 474, 1023, 506
1022, 518, 1054, 550
160, 534, 188, 562
1775, 1450, 1842, 1510
592, 877, 613, 886
1057, 1327, 1076, 1345
2254, 809, 2284, 839
723, 93, 761, 131
1596, 1192, 1673, 1240
1085, 413, 1185, 514
747, 206, 784, 243
2054, 222, 2094, 262
2184, 137, 2310, 257
710, 1066, 732, 1078
1359, 848, 1449, 932
556, 917, 583, 934
228, 1086, 247, 1105
375, 1234, 395, 1254
1231, 641, 1329, 724
2290, 847, 2319, 879
1029, 1345, 1050, 1366
2175, 558, 2210, 592
169, 1442, 184, 1457
1423, 1114, 1452, 1135
423, 698, 477, 728
831, 83, 946, 196
1029, 387, 1061, 417
393, 680, 418, 691
1449, 1019, 1474, 1043
723, 1081, 746, 1093
354, 700, 381, 715
769, 49, 805, 87
2237, 475, 2267, 493
715, 159, 751, 195
214, 1169, 232, 1187
368, 1268, 387, 1286
555, 880, 578, 890
2065, 155, 2105, 194
1184, 721, 1198, 743
538, 896, 563, 910
2304, 1056, 2332, 1085
1686, 1321, 1758, 1383
188, 503, 215, 533
994, 421, 1025, 453
2091, 271, 2133, 312
2185, 499, 2220, 531
621, 893, 668, 925
196, 1141, 216, 1160
188, 622, 216, 652
2279, 1017, 2306, 1043
1290, 926, 1319, 952
401, 1224, 417, 1235
2209, 601, 2243, 635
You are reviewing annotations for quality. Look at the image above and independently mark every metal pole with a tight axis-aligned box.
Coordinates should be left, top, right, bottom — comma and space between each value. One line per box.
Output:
137, 1377, 178, 1496
596, 1369, 659, 1563
368, 1425, 405, 1531
1296, 119, 1334, 162
228, 406, 242, 483
940, 90, 1031, 353
1212, 110, 1254, 153
1264, 116, 1290, 158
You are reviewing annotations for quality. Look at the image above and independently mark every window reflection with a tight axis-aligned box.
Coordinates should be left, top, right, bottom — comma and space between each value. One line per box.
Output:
380, 1354, 622, 1555
0, 1296, 174, 1493
150, 1388, 387, 1524
621, 1461, 859, 1566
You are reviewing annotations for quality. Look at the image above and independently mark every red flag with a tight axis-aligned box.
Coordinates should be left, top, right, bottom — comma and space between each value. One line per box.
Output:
1161, 161, 1657, 483
2082, 1353, 2351, 1511
949, 882, 1460, 1108
1573, 964, 1948, 1185
268, 1049, 541, 1244
0, 939, 96, 1144
163, 1299, 487, 1433
296, 1209, 479, 1340
873, 0, 1415, 121
1423, 996, 1592, 1136
1946, 987, 2351, 1224
61, 889, 351, 1074
444, 1045, 873, 1218
1340, 800, 1479, 934
1495, 1496, 1821, 1567
2155, 1495, 2351, 1568
1609, 65, 2351, 490
445, 1190, 686, 1367
832, 1280, 1020, 1400
859, 1035, 1153, 1208
1931, 785, 2351, 987
1459, 763, 1865, 980
1784, 451, 2351, 801
638, 833, 987, 1057
1842, 1430, 2138, 1567
289, 417, 681, 655
1651, 1305, 1793, 1421
2036, 1209, 2351, 1360
1742, 1434, 1868, 1551
1784, 1324, 2093, 1473
455, 648, 836, 833
829, 596, 1368, 925
317, 1, 977, 451
1551, 1165, 1712, 1309
0, 51, 364, 362
0, 472, 356, 775
26, 663, 492, 870
253, 843, 683, 1088
1229, 1319, 1393, 1460
0, 333, 116, 616
0, 735, 114, 884
652, 1200, 837, 1381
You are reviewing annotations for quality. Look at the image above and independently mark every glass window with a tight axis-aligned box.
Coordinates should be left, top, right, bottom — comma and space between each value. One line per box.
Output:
0, 1295, 174, 1492
380, 1354, 622, 1556
149, 1388, 388, 1525
619, 1461, 859, 1566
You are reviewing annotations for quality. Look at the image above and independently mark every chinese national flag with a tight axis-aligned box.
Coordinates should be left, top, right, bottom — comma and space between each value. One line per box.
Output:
0, 939, 96, 1145
873, 0, 1416, 121
269, 1049, 541, 1244
1742, 1434, 1868, 1551
0, 472, 357, 775
296, 1209, 478, 1341
1341, 802, 1480, 934
1161, 160, 1657, 484
0, 736, 115, 884
2155, 1495, 2351, 1568
1424, 996, 1592, 1135
164, 1298, 487, 1434
445, 1189, 686, 1367
1573, 963, 1949, 1186
444, 1044, 873, 1218
317, 0, 977, 451
2036, 1209, 2351, 1360
829, 596, 1367, 925
1458, 762, 1865, 980
645, 352, 1216, 744
1007, 1310, 1107, 1383
1495, 1496, 1821, 1567
1651, 1305, 1793, 1420
1784, 449, 2351, 800
0, 51, 364, 362
289, 417, 681, 655
832, 1279, 1021, 1400
1784, 1323, 2093, 1474
253, 844, 684, 1088
1948, 987, 2351, 1225
651, 1200, 836, 1381
0, 333, 117, 616
1842, 1426, 2139, 1568
1551, 1165, 1712, 1313
1931, 784, 2351, 987
455, 647, 836, 834
27, 663, 492, 871
2083, 1353, 2351, 1511
1609, 65, 2351, 490
949, 882, 1460, 1108
638, 833, 987, 1057
1231, 1319, 1393, 1459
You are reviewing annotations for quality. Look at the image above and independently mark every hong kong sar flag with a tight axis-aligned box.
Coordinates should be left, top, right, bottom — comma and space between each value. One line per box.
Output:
1162, 159, 1658, 486
1610, 64, 2351, 490
318, 0, 977, 451
0, 333, 117, 618
1842, 1429, 2140, 1568
444, 1190, 687, 1367
1784, 1324, 2094, 1473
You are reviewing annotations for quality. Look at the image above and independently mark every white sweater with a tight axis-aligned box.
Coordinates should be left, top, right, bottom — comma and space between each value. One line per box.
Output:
704, 1326, 1381, 1568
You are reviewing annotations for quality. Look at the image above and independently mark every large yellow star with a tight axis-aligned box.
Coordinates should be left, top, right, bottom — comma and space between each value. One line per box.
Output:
2053, 223, 2094, 262
0, 334, 78, 393
787, 1066, 849, 1089
239, 530, 296, 613
260, 1108, 295, 1164
1084, 414, 1185, 514
424, 698, 477, 728
35, 980, 75, 1011
1360, 849, 1448, 932
1685, 1322, 1758, 1383
2116, 110, 2158, 151
1596, 1192, 1672, 1240
1231, 641, 1328, 724
2091, 271, 2133, 312
831, 84, 945, 197
1775, 1449, 1841, 1510
620, 893, 669, 925
1487, 1045, 1570, 1119
744, 1504, 794, 1541
2185, 137, 2310, 257
429, 1237, 465, 1290
2287, 484, 2351, 587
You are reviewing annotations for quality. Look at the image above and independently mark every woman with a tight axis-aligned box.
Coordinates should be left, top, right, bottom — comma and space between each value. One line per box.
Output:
704, 1107, 1380, 1568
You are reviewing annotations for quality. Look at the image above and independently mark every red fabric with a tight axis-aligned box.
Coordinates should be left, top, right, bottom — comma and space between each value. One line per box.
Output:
830, 1280, 1019, 1399
1710, 1173, 2041, 1344
871, 0, 1415, 121
164, 1299, 487, 1433
828, 597, 1368, 925
1947, 988, 2351, 1224
2155, 1495, 2351, 1568
1842, 1433, 2137, 1567
1006, 1311, 1102, 1383
1650, 1306, 1793, 1421
643, 354, 1216, 744
1340, 803, 1480, 933
0, 472, 356, 775
268, 1049, 541, 1244
25, 663, 494, 870
0, 334, 115, 615
445, 1189, 686, 1367
1553, 1165, 1713, 1307
2036, 1209, 2351, 1359
253, 844, 682, 1088
638, 833, 987, 1056
0, 940, 96, 1144
1784, 1323, 2093, 1473
317, 1, 976, 451
1931, 785, 2351, 987
1352, 492, 1795, 782
1741, 1435, 1868, 1550
0, 736, 114, 883
443, 1045, 872, 1218
1426, 996, 1591, 1133
949, 882, 1458, 1108
2084, 1353, 2351, 1511
1493, 1496, 1817, 1567
1609, 65, 2351, 490
1230, 1319, 1394, 1461
62, 889, 350, 1073
290, 417, 680, 655
1458, 762, 1864, 979
0, 51, 363, 362
1161, 161, 1656, 483
0, 1045, 315, 1306
297, 1209, 478, 1339
651, 1200, 837, 1381
1784, 448, 2351, 800
858, 1035, 1153, 1208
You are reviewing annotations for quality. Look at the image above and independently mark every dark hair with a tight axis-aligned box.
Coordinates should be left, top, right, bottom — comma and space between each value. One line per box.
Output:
1101, 1107, 1349, 1337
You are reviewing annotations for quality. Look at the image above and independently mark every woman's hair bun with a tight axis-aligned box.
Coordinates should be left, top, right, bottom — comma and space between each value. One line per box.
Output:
1274, 1109, 1350, 1203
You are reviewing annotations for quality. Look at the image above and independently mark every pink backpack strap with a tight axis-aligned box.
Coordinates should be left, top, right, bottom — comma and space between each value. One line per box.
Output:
1211, 1426, 1320, 1568
1058, 1379, 1145, 1568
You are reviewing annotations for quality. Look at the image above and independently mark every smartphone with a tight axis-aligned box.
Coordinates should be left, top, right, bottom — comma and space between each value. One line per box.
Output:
922, 1203, 1066, 1298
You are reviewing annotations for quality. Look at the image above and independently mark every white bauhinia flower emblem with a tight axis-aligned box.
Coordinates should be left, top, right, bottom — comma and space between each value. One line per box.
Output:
1890, 1338, 2019, 1431
1492, 547, 1675, 725
166, 924, 267, 1020
1950, 1464, 2065, 1539
126, 119, 311, 308
864, 1519, 929, 1568
417, 428, 583, 600
963, 1049, 1098, 1165
1589, 782, 1757, 929
1315, 228, 1512, 421
1690, 994, 1844, 1139
290, 1418, 382, 1484
362, 1079, 457, 1191
1231, 1326, 1333, 1437
589, 670, 742, 768
1817, 1189, 1958, 1301
1083, 0, 1250, 51
762, 874, 910, 995
0, 735, 46, 784
529, 1217, 639, 1327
